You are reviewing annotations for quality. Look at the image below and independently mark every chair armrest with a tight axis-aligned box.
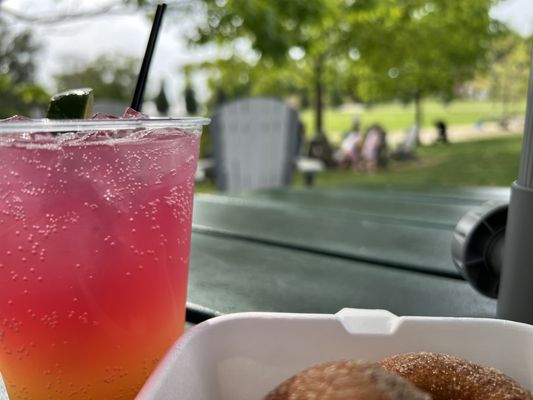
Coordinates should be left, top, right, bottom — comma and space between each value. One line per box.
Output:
296, 157, 325, 174
195, 158, 215, 182
296, 157, 325, 187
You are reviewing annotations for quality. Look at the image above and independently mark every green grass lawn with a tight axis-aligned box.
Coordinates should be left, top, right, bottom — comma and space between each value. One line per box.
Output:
195, 134, 523, 193
300, 99, 524, 144
299, 134, 522, 188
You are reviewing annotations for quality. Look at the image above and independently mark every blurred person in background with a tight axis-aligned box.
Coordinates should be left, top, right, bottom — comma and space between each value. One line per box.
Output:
361, 123, 388, 173
434, 120, 449, 144
335, 118, 363, 170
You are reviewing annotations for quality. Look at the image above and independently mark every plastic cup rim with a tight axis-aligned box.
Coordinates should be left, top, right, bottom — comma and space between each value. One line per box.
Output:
0, 117, 211, 134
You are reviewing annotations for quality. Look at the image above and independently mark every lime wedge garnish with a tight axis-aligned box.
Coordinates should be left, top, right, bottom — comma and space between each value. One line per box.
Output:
46, 88, 94, 119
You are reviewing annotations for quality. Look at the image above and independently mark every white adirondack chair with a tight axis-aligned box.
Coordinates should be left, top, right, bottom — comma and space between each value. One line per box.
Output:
205, 97, 323, 192
391, 124, 418, 160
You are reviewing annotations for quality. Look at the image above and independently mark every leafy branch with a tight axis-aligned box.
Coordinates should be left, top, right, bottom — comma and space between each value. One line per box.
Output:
0, 0, 195, 25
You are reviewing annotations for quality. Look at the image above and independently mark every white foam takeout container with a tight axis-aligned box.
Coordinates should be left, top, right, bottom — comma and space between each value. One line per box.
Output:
136, 308, 533, 400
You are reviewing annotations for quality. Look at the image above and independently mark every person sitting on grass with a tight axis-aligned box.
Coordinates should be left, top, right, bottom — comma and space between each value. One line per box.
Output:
361, 123, 388, 173
335, 118, 363, 170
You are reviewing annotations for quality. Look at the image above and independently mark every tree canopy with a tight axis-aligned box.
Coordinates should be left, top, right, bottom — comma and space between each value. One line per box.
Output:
479, 30, 532, 120
341, 0, 503, 131
191, 0, 327, 64
54, 55, 140, 103
186, 0, 502, 136
1, 0, 513, 130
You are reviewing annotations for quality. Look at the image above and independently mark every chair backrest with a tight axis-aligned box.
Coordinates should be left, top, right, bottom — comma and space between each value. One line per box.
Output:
399, 124, 418, 154
210, 97, 300, 192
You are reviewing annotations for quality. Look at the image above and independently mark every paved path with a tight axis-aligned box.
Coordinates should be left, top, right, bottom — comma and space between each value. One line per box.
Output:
388, 117, 524, 147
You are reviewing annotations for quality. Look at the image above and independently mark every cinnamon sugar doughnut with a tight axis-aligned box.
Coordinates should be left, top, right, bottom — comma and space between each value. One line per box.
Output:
264, 360, 431, 400
380, 352, 533, 400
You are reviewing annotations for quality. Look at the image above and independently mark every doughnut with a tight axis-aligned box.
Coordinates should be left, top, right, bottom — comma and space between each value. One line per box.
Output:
380, 352, 533, 400
264, 359, 431, 400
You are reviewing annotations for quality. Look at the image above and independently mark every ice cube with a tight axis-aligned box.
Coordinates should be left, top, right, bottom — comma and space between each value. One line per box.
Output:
0, 115, 31, 122
91, 112, 119, 120
122, 108, 149, 119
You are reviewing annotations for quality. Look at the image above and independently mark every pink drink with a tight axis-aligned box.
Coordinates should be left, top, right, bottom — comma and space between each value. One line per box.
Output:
0, 117, 205, 399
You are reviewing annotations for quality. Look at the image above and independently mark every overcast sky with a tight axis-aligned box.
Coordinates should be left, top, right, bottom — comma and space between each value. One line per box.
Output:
491, 0, 533, 36
2, 0, 533, 113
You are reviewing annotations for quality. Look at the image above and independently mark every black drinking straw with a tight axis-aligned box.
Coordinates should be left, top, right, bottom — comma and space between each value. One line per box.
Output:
130, 3, 167, 111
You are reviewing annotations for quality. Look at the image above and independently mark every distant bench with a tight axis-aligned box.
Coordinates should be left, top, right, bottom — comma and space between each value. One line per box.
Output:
195, 156, 324, 187
475, 114, 519, 130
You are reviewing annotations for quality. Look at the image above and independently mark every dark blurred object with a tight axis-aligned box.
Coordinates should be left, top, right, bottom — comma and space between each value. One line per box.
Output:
155, 80, 169, 115
185, 83, 198, 115
308, 132, 335, 168
435, 120, 448, 144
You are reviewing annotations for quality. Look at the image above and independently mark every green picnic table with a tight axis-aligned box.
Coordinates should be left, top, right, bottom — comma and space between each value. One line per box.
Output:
0, 185, 512, 400
185, 186, 508, 323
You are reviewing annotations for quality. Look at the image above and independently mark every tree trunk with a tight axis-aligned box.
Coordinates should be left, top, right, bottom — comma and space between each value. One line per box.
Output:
414, 90, 422, 144
313, 58, 323, 138
501, 73, 509, 130
307, 55, 334, 167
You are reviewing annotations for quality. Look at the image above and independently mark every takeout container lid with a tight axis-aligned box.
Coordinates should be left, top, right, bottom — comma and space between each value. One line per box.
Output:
136, 308, 533, 400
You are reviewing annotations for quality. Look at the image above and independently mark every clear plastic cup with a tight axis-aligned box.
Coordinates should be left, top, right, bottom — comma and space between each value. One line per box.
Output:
0, 116, 209, 399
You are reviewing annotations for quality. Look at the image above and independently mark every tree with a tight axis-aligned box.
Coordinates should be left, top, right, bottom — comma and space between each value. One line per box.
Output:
26, 0, 501, 139
330, 87, 344, 109
0, 16, 49, 118
288, 1, 348, 137
483, 31, 531, 122
343, 0, 501, 135
2, 0, 512, 132
54, 54, 140, 103
184, 83, 198, 115
154, 80, 170, 115
190, 0, 501, 141
189, 0, 331, 136
0, 26, 38, 83
200, 57, 253, 110
0, 1, 190, 24
0, 75, 49, 119
190, 0, 325, 64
